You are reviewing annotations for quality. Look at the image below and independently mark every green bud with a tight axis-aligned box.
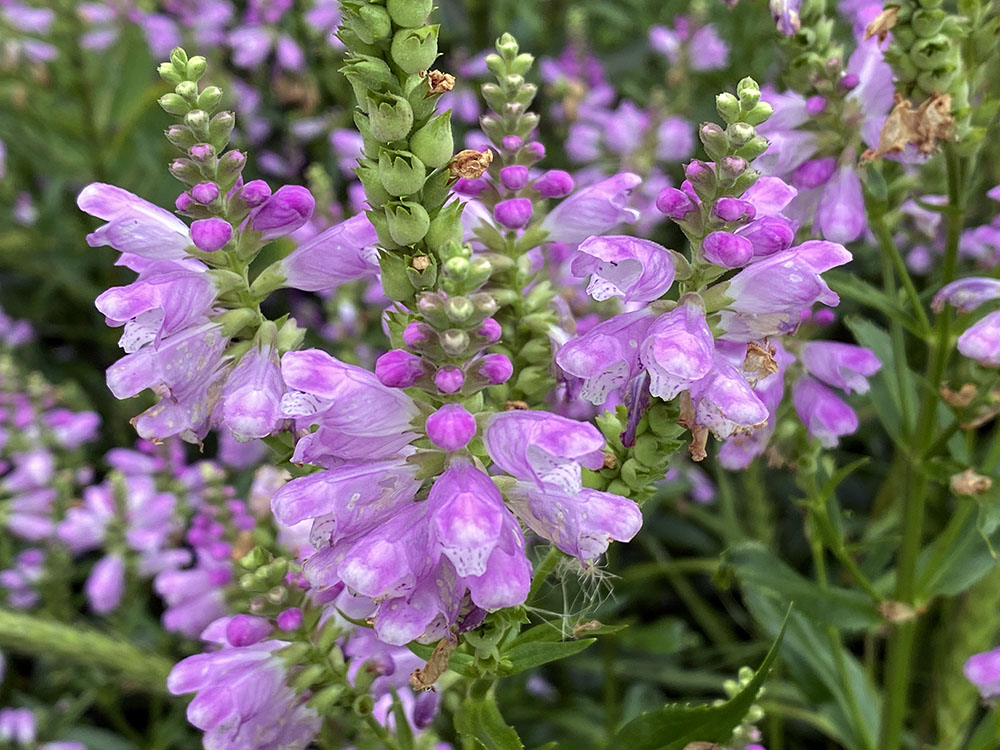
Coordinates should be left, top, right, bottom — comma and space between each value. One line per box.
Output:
743, 101, 773, 126
197, 86, 223, 112
910, 34, 952, 70
916, 67, 956, 94
484, 53, 505, 79
445, 295, 474, 322
731, 167, 761, 195
368, 93, 414, 142
736, 135, 769, 161
716, 92, 740, 124
727, 122, 755, 147
496, 32, 519, 60
390, 25, 439, 75
158, 93, 190, 116
444, 256, 470, 280
410, 110, 455, 169
386, 0, 433, 27
470, 292, 498, 316
165, 124, 197, 150
185, 56, 207, 81
291, 663, 328, 693
238, 546, 270, 570
346, 2, 391, 43
736, 76, 759, 95
378, 149, 426, 196
466, 256, 493, 287
912, 8, 946, 36
208, 111, 235, 151
510, 53, 534, 76
184, 109, 210, 138
699, 122, 729, 161
169, 47, 188, 73
276, 318, 306, 352
308, 685, 346, 713
738, 84, 761, 110
356, 160, 393, 208
158, 62, 183, 84
440, 329, 470, 356
425, 202, 464, 252
620, 458, 646, 491
385, 201, 430, 245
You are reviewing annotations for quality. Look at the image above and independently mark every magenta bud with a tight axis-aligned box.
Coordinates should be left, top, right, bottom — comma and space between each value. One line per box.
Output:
477, 318, 502, 342
218, 149, 246, 171
190, 217, 233, 252
720, 155, 748, 177
240, 179, 272, 207
402, 321, 433, 348
533, 169, 574, 198
189, 143, 215, 161
524, 141, 546, 160
501, 135, 523, 151
494, 198, 533, 229
792, 157, 837, 189
685, 160, 712, 182
175, 192, 194, 212
425, 403, 477, 451
276, 607, 303, 631
375, 349, 425, 388
714, 197, 756, 223
655, 187, 696, 219
499, 165, 530, 191
703, 231, 753, 268
452, 178, 488, 197
226, 614, 272, 646
839, 73, 860, 91
191, 182, 220, 204
478, 353, 513, 384
813, 308, 836, 326
434, 367, 465, 394
805, 95, 826, 115
251, 185, 315, 240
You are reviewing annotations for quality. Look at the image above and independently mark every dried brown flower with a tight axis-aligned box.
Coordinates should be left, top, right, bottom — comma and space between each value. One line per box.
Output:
448, 148, 494, 179
862, 92, 955, 161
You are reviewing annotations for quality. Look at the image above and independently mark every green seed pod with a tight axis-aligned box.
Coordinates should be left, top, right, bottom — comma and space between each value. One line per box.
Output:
390, 25, 439, 75
346, 2, 391, 43
385, 201, 431, 245
916, 66, 956, 94
425, 202, 464, 252
409, 112, 454, 168
368, 93, 414, 142
377, 250, 413, 299
715, 92, 740, 124
340, 55, 396, 92
386, 0, 433, 28
368, 209, 403, 251
406, 253, 437, 289
378, 149, 426, 196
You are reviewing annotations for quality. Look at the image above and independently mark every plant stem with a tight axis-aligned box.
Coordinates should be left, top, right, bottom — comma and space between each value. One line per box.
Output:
528, 545, 562, 602
879, 144, 966, 750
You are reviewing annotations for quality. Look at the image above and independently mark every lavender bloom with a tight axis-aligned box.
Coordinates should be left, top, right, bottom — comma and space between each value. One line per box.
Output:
168, 635, 321, 750
556, 310, 654, 405
78, 183, 191, 260
484, 411, 605, 494
217, 343, 285, 441
792, 376, 859, 447
770, 0, 802, 34
958, 311, 1000, 367
571, 235, 675, 303
0, 708, 36, 745
85, 554, 126, 613
965, 647, 1000, 700
689, 355, 770, 440
494, 198, 533, 229
800, 341, 881, 394
703, 231, 754, 267
190, 218, 233, 252
250, 185, 315, 240
814, 164, 866, 243
932, 278, 1000, 313
425, 404, 477, 451
541, 173, 641, 244
640, 301, 715, 400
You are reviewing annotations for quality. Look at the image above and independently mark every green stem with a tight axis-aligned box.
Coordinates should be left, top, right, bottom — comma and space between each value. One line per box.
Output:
0, 609, 174, 693
528, 545, 562, 603
363, 713, 402, 750
879, 144, 966, 750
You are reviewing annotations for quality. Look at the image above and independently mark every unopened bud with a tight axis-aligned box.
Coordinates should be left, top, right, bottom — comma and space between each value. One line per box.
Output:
158, 93, 190, 116
716, 92, 740, 123
390, 25, 440, 75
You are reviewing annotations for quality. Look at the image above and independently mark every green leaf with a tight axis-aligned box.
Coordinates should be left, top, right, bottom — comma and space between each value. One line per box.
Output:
456, 695, 525, 750
724, 543, 881, 631
607, 608, 789, 750
830, 276, 922, 337
390, 688, 415, 750
499, 638, 596, 675
916, 504, 1000, 600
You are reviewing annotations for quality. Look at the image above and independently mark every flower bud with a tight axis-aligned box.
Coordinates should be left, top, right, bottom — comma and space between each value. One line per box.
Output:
175, 80, 198, 102
434, 367, 465, 393
494, 198, 533, 229
240, 179, 272, 207
453, 178, 488, 197
386, 0, 433, 27
409, 112, 454, 168
478, 353, 513, 384
390, 25, 440, 75
703, 231, 753, 267
368, 94, 414, 143
838, 73, 860, 91
792, 157, 836, 189
158, 93, 190, 116
208, 111, 236, 151
186, 55, 207, 81
523, 141, 546, 161
169, 158, 202, 185
738, 83, 761, 109
655, 186, 697, 219
499, 165, 530, 191
385, 201, 431, 245
716, 92, 740, 123
714, 197, 756, 223
375, 349, 426, 387
158, 62, 183, 84
191, 182, 219, 204
197, 86, 223, 112
745, 100, 774, 126
216, 150, 246, 187
170, 47, 188, 72
444, 256, 470, 280
165, 124, 197, 149
378, 149, 426, 196
191, 218, 233, 252
534, 169, 574, 198
403, 321, 433, 348
226, 615, 272, 646
727, 122, 755, 147
440, 329, 470, 356
251, 185, 315, 240
445, 295, 474, 322
477, 318, 502, 342
425, 202, 464, 251
426, 404, 476, 451
175, 192, 194, 213
502, 135, 523, 151
699, 122, 729, 160
277, 608, 303, 631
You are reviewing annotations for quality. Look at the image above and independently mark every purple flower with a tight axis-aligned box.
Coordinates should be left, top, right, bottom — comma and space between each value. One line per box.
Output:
85, 554, 125, 613
656, 117, 695, 162
792, 376, 859, 447
499, 166, 530, 191
375, 349, 427, 388
251, 185, 315, 240
534, 170, 575, 198
78, 183, 191, 260
276, 213, 379, 292
494, 198, 533, 229
703, 231, 754, 268
425, 404, 477, 451
190, 218, 233, 252
965, 647, 1000, 699
0, 708, 36, 745
793, 157, 837, 189
168, 636, 321, 750
655, 187, 697, 220
932, 277, 1000, 313
434, 367, 465, 393
484, 411, 605, 494
640, 301, 715, 400
427, 464, 507, 578
770, 0, 802, 34
556, 310, 654, 404
217, 343, 285, 441
476, 354, 513, 385
226, 615, 273, 646
958, 311, 1000, 367
571, 235, 675, 303
541, 173, 641, 244
800, 341, 881, 394
689, 355, 770, 440
814, 164, 866, 243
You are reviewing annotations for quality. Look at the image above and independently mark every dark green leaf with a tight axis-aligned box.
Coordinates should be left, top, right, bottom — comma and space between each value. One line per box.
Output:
456, 695, 525, 750
499, 638, 596, 675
